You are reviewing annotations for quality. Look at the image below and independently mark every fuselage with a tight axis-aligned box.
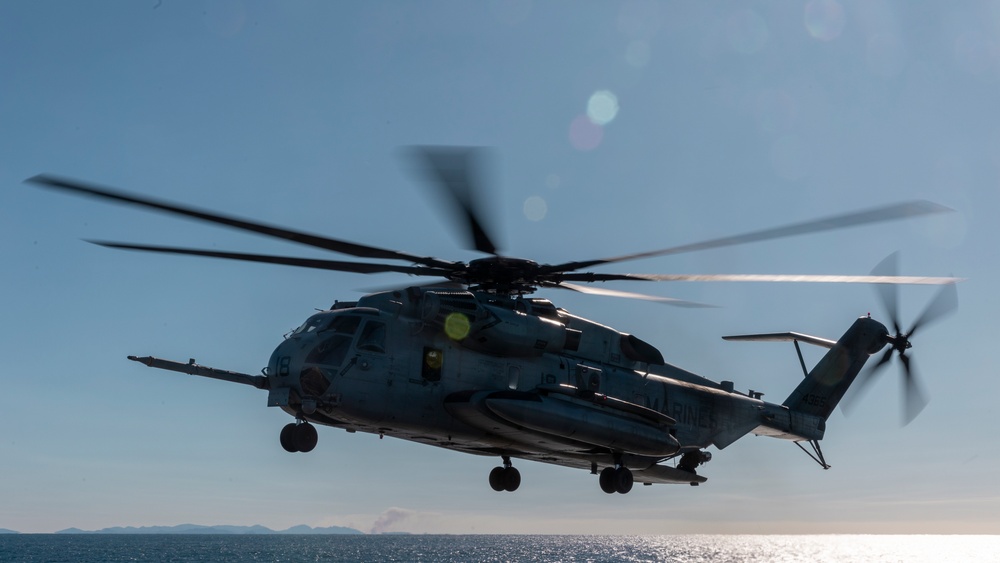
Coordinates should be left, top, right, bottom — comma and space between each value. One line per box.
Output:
263, 287, 844, 475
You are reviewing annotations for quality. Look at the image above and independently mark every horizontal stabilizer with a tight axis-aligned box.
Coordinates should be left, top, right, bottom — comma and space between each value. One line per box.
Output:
722, 332, 836, 349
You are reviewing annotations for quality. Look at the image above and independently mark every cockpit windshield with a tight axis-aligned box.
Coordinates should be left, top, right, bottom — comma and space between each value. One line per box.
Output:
292, 314, 329, 335
292, 313, 363, 337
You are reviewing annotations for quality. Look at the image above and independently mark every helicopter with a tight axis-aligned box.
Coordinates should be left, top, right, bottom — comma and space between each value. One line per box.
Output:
27, 147, 960, 495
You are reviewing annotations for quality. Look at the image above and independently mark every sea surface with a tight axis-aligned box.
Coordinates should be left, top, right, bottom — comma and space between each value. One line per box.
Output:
0, 534, 997, 562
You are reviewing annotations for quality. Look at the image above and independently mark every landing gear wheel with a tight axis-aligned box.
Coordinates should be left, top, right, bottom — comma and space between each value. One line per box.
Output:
599, 467, 633, 494
489, 467, 506, 492
281, 422, 317, 453
599, 467, 617, 494
280, 423, 299, 453
488, 466, 521, 492
614, 467, 633, 494
502, 467, 521, 492
294, 422, 318, 453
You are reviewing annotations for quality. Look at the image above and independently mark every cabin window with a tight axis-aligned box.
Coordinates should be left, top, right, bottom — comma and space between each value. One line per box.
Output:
358, 321, 386, 353
575, 364, 602, 392
422, 347, 443, 382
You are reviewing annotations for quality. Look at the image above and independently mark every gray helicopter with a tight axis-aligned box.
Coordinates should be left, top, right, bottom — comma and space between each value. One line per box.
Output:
28, 147, 959, 494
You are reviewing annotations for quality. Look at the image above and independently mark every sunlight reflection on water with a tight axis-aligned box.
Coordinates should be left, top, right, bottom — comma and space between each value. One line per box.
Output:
3, 534, 998, 562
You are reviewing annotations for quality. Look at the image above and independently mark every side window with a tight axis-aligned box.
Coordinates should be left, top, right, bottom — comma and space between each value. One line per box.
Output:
422, 347, 443, 382
358, 321, 386, 353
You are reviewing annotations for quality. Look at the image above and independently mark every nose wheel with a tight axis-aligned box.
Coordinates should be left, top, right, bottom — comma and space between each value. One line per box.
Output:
488, 456, 521, 492
280, 421, 318, 453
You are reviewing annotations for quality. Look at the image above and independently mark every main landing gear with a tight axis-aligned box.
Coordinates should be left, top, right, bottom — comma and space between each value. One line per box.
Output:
598, 466, 633, 494
488, 456, 521, 492
597, 453, 633, 494
280, 421, 318, 453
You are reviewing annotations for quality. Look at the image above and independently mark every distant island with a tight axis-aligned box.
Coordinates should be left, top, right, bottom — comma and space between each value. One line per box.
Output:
0, 528, 19, 534
52, 524, 364, 535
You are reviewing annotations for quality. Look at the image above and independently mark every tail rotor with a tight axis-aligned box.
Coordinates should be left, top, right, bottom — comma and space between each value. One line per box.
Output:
844, 253, 958, 425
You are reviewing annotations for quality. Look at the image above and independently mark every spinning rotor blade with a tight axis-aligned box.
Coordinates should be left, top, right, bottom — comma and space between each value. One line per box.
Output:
28, 175, 459, 270
841, 347, 893, 416
844, 254, 958, 425
408, 146, 500, 255
556, 282, 715, 308
88, 241, 451, 276
907, 281, 958, 338
899, 353, 929, 424
545, 200, 953, 273
871, 252, 903, 333
29, 170, 960, 306
632, 273, 961, 284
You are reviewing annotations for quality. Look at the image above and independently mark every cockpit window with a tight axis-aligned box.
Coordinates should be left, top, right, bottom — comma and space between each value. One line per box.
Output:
292, 314, 330, 335
306, 335, 352, 367
292, 314, 362, 337
328, 315, 361, 335
358, 321, 386, 353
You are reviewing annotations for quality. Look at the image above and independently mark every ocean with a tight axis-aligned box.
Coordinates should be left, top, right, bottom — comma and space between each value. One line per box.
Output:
0, 534, 997, 562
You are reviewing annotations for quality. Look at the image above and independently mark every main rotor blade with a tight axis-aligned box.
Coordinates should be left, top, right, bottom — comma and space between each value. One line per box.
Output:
88, 241, 452, 276
545, 200, 953, 273
906, 281, 958, 338
28, 175, 459, 270
619, 273, 961, 284
555, 282, 715, 308
871, 252, 902, 335
408, 146, 500, 255
899, 354, 929, 425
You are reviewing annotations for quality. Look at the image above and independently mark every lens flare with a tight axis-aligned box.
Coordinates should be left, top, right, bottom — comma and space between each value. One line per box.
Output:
523, 196, 547, 222
804, 0, 846, 42
444, 313, 471, 340
587, 90, 620, 125
568, 115, 603, 151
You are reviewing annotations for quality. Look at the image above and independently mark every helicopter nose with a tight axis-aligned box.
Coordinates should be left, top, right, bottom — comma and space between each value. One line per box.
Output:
267, 340, 294, 381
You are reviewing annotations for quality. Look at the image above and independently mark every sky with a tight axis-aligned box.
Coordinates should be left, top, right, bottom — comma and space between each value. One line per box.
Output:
2, 1, 998, 535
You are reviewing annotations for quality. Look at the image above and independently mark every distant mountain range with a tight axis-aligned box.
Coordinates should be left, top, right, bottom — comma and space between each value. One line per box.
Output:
48, 524, 364, 535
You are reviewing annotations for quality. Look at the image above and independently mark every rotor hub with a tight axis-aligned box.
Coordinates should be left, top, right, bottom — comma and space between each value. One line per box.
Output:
460, 256, 541, 295
887, 333, 913, 355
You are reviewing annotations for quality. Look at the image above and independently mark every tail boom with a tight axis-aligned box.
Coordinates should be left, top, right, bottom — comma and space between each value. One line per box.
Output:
781, 316, 888, 419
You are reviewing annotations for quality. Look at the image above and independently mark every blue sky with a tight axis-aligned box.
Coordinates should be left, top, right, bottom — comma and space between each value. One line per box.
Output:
2, 1, 998, 534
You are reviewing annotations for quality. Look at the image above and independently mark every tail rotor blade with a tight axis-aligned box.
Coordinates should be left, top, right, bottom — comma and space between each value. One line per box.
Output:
871, 252, 902, 334
899, 354, 929, 425
842, 346, 894, 415
906, 281, 958, 338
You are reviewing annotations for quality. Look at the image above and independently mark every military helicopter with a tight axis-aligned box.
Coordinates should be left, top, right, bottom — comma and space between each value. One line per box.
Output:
27, 147, 960, 495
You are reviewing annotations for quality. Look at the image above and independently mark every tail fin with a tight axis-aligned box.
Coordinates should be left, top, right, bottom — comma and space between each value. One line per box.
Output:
782, 316, 888, 420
